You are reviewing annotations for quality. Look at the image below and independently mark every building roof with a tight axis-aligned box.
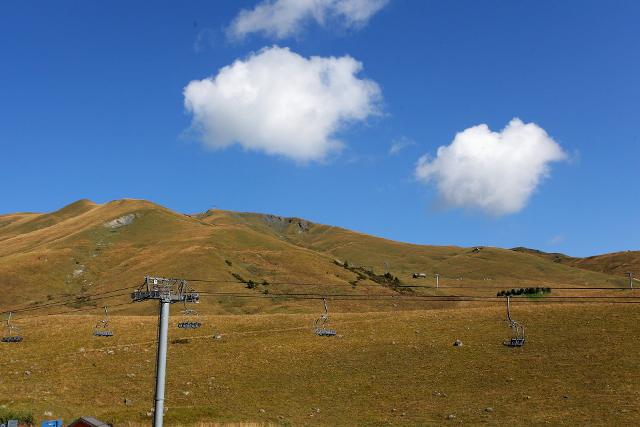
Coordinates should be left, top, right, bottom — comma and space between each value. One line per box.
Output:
67, 417, 110, 427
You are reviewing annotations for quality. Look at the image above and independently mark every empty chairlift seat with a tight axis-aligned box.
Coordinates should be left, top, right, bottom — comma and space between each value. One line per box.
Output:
504, 336, 526, 347
93, 306, 114, 337
2, 312, 23, 343
315, 328, 337, 337
177, 321, 202, 329
314, 298, 337, 337
503, 296, 525, 347
177, 305, 201, 329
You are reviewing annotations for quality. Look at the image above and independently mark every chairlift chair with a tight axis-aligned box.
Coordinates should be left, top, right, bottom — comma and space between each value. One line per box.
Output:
2, 312, 23, 343
503, 296, 525, 347
314, 298, 337, 337
503, 317, 526, 347
93, 306, 114, 337
177, 321, 202, 329
177, 299, 201, 329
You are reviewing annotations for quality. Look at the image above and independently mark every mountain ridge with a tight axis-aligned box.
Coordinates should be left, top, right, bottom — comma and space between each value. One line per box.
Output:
0, 199, 633, 314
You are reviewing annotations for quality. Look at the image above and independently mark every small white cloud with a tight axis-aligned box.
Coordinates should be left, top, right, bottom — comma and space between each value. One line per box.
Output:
183, 46, 381, 163
415, 118, 567, 216
547, 234, 566, 246
227, 0, 388, 40
389, 136, 415, 155
193, 28, 217, 53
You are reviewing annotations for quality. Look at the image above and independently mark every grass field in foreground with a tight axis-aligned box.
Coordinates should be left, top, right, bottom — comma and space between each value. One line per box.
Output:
1, 302, 639, 426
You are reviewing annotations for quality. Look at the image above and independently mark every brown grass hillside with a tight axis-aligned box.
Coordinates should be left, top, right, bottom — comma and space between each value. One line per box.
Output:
0, 199, 631, 315
512, 247, 640, 278
571, 251, 640, 277
1, 200, 639, 426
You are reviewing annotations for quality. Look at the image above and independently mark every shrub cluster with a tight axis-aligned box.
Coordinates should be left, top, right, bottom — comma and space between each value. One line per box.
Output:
336, 260, 412, 294
497, 287, 551, 297
245, 279, 269, 290
0, 408, 34, 425
383, 272, 401, 286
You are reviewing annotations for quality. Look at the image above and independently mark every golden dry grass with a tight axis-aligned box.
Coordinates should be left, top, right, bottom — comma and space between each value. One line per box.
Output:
1, 302, 639, 426
512, 247, 640, 278
0, 199, 629, 316
123, 423, 272, 427
1, 199, 638, 425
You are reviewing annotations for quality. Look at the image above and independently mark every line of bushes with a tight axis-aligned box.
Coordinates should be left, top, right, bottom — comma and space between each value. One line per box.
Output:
230, 272, 270, 293
497, 287, 551, 297
335, 260, 413, 294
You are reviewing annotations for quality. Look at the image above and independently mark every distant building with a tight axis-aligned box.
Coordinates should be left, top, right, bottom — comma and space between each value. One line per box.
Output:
412, 273, 427, 279
67, 418, 110, 427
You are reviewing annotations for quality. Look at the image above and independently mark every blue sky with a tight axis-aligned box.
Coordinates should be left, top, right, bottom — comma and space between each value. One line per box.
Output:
1, 0, 638, 257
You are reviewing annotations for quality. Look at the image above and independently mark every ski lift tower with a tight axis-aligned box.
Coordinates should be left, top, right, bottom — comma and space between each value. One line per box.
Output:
131, 276, 199, 427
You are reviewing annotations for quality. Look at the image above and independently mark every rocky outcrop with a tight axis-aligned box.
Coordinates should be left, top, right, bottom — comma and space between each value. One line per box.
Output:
104, 213, 137, 229
263, 214, 311, 234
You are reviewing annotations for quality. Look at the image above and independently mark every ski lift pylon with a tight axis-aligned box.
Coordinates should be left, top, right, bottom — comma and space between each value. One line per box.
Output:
2, 312, 23, 343
93, 306, 114, 337
503, 296, 525, 347
314, 298, 336, 337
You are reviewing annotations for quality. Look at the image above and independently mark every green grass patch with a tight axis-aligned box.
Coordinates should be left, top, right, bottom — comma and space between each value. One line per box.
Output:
0, 407, 34, 425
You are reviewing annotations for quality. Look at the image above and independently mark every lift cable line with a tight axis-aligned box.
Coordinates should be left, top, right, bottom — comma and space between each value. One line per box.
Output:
197, 291, 640, 300
5, 289, 640, 317
197, 292, 640, 304
0, 285, 139, 316
4, 291, 640, 325
130, 276, 200, 427
184, 277, 633, 291
6, 292, 134, 318
3, 279, 633, 317
5, 293, 640, 335
22, 300, 133, 320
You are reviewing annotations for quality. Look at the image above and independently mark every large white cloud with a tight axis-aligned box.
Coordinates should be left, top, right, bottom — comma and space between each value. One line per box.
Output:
183, 46, 381, 162
415, 118, 567, 216
227, 0, 388, 40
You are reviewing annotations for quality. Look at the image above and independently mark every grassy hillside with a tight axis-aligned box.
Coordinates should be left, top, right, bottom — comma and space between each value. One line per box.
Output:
221, 212, 627, 293
2, 200, 638, 426
1, 303, 639, 425
571, 251, 640, 277
512, 247, 640, 279
0, 199, 630, 315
